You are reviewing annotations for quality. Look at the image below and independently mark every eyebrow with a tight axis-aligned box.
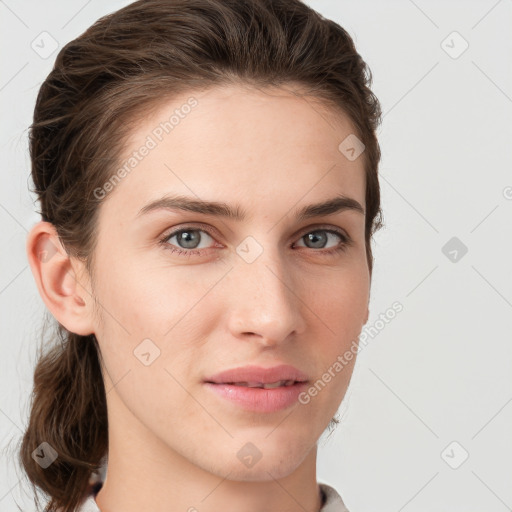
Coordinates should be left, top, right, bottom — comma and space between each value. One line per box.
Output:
136, 194, 365, 221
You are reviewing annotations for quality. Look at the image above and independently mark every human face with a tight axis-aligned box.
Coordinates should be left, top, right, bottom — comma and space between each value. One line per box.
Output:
90, 83, 370, 481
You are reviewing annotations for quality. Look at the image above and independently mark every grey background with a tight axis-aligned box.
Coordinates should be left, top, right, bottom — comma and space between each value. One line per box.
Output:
1, 1, 511, 511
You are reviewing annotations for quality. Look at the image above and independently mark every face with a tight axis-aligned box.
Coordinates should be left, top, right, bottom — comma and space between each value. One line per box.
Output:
87, 83, 369, 480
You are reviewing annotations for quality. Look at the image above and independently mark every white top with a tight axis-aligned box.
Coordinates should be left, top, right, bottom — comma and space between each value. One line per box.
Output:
77, 481, 350, 512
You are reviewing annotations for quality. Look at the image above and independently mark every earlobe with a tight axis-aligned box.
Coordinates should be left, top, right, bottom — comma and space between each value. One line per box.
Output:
26, 221, 94, 335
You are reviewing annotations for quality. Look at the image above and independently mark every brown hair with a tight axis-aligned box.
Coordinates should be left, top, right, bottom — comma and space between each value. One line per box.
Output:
17, 0, 383, 510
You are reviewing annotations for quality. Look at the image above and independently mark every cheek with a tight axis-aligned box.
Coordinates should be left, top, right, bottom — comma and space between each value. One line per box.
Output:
92, 261, 205, 426
94, 254, 216, 338
310, 262, 369, 336
101, 351, 200, 443
307, 264, 368, 395
92, 257, 221, 392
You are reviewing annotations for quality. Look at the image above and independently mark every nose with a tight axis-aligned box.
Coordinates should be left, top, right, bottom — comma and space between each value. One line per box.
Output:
226, 247, 307, 347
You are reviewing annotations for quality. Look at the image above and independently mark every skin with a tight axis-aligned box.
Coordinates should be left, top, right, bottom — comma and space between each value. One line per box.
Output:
27, 83, 370, 512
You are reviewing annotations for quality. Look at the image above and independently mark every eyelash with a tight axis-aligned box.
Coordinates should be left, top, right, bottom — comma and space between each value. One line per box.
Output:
158, 223, 352, 258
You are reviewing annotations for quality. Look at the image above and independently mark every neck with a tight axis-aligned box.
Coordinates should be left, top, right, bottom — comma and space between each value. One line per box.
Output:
95, 454, 324, 512
95, 388, 324, 512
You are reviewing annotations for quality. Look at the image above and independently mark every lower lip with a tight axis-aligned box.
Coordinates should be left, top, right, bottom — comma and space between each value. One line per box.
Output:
204, 382, 308, 413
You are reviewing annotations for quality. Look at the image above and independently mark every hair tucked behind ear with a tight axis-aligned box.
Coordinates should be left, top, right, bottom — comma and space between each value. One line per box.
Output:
17, 318, 107, 512
18, 0, 383, 510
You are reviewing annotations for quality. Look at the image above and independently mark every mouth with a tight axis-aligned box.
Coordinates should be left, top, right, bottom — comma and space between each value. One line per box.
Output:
205, 379, 305, 389
203, 364, 310, 412
203, 379, 309, 413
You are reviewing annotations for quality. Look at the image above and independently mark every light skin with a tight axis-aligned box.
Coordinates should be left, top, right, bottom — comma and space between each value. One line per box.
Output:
26, 83, 370, 512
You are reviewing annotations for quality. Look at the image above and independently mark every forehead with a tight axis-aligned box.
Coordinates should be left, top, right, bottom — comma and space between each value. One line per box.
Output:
99, 83, 366, 221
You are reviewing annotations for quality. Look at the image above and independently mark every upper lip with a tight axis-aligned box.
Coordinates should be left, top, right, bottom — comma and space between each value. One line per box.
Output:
204, 364, 309, 384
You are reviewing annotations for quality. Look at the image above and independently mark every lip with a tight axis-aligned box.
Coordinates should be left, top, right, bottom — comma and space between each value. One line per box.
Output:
204, 382, 309, 413
203, 364, 310, 413
204, 364, 309, 385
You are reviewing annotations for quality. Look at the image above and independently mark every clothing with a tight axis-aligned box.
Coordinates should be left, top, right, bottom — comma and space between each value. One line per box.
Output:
77, 477, 350, 512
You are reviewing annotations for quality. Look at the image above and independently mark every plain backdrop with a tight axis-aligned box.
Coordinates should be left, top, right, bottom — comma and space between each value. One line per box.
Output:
1, 1, 511, 511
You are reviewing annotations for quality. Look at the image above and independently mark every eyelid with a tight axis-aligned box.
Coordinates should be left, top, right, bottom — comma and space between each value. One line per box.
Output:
159, 222, 218, 239
161, 222, 348, 238
296, 223, 349, 239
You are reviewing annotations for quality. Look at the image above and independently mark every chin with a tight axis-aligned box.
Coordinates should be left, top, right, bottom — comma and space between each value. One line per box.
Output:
220, 457, 305, 482
206, 435, 313, 482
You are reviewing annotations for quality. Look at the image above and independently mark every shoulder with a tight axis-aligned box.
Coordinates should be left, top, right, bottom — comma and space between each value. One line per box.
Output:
76, 493, 101, 512
319, 481, 351, 512
76, 480, 103, 512
75, 475, 103, 512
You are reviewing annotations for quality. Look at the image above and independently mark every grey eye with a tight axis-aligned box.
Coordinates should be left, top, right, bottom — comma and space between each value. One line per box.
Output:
164, 229, 214, 250
296, 230, 343, 250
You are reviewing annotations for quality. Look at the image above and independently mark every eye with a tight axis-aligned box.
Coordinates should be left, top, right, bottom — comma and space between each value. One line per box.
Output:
158, 225, 352, 257
159, 226, 217, 257
294, 228, 351, 255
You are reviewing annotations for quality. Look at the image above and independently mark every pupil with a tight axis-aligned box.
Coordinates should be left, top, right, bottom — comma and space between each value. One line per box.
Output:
179, 230, 199, 249
307, 231, 326, 248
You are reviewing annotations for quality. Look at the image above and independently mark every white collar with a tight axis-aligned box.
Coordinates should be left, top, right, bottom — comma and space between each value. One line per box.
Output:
77, 481, 350, 511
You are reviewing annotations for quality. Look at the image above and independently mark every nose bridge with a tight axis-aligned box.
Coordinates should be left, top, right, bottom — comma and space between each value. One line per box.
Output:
228, 238, 305, 343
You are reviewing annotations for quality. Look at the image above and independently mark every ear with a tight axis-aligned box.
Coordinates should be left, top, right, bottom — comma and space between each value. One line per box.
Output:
26, 221, 95, 336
